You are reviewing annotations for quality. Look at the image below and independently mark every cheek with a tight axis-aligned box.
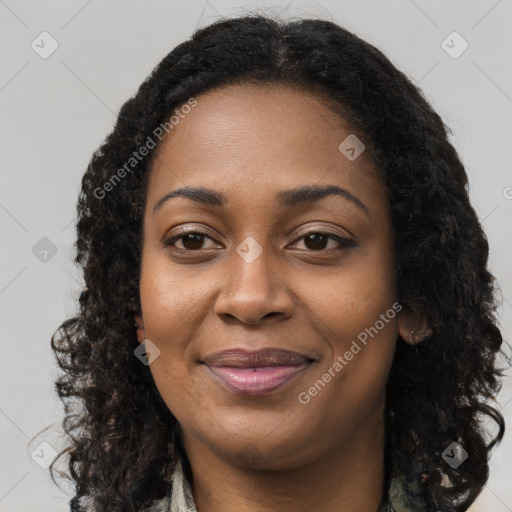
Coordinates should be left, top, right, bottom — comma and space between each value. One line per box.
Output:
138, 254, 217, 415
296, 289, 398, 442
139, 254, 211, 343
296, 246, 398, 408
303, 279, 398, 393
300, 247, 397, 350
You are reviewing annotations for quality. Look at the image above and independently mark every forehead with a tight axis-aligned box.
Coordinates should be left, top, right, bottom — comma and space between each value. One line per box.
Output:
145, 83, 384, 214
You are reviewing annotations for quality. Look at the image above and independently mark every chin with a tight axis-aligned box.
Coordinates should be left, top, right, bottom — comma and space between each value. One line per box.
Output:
198, 422, 321, 470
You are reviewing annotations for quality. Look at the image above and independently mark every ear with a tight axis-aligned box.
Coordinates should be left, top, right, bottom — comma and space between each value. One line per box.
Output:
398, 307, 432, 345
134, 315, 145, 343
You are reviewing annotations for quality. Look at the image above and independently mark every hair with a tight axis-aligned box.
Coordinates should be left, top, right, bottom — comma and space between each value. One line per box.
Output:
49, 12, 508, 512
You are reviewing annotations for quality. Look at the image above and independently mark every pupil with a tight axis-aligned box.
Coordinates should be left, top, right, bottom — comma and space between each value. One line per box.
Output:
306, 234, 326, 250
184, 234, 203, 250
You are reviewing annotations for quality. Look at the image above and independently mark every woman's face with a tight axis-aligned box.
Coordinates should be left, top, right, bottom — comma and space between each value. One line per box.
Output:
137, 83, 400, 469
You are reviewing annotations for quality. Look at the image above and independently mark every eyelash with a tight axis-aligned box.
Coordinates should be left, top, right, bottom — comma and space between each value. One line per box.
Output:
163, 228, 355, 253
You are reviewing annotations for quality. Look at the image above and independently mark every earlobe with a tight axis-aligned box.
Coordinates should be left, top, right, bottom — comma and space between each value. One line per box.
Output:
134, 315, 145, 343
398, 307, 432, 345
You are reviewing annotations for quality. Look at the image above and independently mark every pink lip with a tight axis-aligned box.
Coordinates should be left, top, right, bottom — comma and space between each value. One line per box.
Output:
204, 363, 312, 395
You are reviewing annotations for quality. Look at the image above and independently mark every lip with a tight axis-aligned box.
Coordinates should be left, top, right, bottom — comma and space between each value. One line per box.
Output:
205, 364, 312, 395
202, 348, 315, 367
201, 348, 316, 395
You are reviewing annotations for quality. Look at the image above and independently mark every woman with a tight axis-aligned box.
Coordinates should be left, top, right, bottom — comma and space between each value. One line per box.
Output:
51, 13, 506, 512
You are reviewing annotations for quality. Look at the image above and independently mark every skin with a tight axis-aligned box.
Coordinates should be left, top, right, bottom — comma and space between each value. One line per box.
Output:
135, 83, 425, 512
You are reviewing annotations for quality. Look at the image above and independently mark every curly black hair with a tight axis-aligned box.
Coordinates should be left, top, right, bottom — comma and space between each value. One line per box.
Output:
49, 13, 508, 512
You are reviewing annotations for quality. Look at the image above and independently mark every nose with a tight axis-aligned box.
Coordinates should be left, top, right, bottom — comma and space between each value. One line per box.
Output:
213, 244, 295, 326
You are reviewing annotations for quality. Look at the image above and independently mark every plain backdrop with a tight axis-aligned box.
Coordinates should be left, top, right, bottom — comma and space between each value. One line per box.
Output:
0, 1, 511, 511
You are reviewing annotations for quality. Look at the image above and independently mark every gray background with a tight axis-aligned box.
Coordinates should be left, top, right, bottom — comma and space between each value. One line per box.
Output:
1, 1, 511, 510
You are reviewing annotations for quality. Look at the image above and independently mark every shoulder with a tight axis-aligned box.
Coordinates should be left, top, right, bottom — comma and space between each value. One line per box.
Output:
69, 494, 172, 512
145, 496, 173, 511
69, 496, 87, 511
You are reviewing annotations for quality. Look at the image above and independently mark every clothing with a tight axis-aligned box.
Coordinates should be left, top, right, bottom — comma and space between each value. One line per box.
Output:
147, 453, 426, 512
70, 451, 426, 512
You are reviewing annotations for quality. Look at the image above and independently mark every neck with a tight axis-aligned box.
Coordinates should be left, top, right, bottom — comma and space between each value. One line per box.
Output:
180, 407, 386, 512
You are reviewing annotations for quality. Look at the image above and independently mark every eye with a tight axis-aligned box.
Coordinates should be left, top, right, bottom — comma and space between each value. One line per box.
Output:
163, 228, 218, 251
163, 228, 354, 253
290, 230, 355, 251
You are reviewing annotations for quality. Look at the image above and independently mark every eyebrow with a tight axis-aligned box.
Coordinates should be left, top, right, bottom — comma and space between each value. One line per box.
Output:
152, 185, 370, 217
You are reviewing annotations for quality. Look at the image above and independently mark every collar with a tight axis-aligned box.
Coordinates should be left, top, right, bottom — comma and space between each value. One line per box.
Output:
144, 453, 426, 512
170, 455, 197, 512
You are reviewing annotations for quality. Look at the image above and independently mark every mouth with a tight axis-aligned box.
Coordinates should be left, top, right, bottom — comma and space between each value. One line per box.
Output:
201, 348, 317, 396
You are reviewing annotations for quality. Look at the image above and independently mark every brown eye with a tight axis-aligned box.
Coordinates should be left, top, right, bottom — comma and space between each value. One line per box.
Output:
291, 231, 355, 251
163, 228, 355, 254
164, 229, 217, 251
303, 233, 330, 251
